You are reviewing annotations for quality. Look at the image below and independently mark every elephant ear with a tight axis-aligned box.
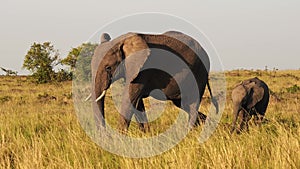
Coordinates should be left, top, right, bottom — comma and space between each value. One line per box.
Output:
244, 82, 264, 108
121, 34, 150, 83
100, 33, 111, 43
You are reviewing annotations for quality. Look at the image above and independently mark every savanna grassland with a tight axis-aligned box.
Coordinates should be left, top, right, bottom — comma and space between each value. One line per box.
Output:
0, 70, 299, 169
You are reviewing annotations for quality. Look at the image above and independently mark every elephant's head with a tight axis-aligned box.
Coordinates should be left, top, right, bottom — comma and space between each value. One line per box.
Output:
91, 33, 150, 126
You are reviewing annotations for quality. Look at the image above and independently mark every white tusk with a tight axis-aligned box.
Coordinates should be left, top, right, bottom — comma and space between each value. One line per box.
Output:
84, 93, 92, 101
95, 90, 106, 102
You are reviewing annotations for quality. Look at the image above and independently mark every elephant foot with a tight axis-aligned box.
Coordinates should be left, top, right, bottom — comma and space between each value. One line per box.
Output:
230, 127, 243, 134
138, 123, 150, 133
195, 112, 207, 126
230, 126, 241, 134
235, 126, 249, 134
118, 116, 131, 134
198, 112, 207, 122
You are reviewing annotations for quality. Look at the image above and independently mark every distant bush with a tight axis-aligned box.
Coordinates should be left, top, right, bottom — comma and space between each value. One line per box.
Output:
62, 43, 97, 82
286, 84, 300, 94
0, 96, 12, 103
23, 42, 97, 83
55, 69, 72, 82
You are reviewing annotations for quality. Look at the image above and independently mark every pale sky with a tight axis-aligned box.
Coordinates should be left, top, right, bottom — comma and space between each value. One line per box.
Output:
0, 0, 299, 75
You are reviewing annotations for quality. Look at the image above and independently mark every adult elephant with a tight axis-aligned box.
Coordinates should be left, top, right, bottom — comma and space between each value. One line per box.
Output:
231, 77, 269, 133
91, 31, 218, 132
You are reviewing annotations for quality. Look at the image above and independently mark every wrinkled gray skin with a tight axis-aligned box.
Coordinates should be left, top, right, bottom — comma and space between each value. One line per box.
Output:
231, 77, 269, 133
92, 31, 218, 132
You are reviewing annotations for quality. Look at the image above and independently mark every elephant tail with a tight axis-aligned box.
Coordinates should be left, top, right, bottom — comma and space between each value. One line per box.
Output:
207, 80, 219, 114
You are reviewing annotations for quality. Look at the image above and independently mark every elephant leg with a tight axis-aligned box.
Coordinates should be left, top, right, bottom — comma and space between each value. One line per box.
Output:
236, 109, 244, 134
195, 111, 207, 125
119, 98, 134, 133
188, 103, 200, 128
134, 99, 150, 132
253, 108, 261, 126
258, 114, 264, 124
253, 112, 264, 127
172, 99, 205, 126
238, 109, 251, 133
231, 105, 241, 134
180, 102, 199, 128
254, 113, 259, 125
119, 83, 144, 132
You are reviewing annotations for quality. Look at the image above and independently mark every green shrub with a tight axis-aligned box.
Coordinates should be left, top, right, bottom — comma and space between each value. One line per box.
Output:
0, 96, 12, 103
55, 69, 72, 82
286, 84, 300, 93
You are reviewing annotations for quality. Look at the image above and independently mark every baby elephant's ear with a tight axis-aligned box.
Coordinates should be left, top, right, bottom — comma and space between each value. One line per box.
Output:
121, 34, 150, 83
101, 33, 111, 43
247, 84, 264, 109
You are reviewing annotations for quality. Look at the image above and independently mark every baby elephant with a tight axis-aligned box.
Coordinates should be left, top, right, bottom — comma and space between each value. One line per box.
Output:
231, 77, 269, 133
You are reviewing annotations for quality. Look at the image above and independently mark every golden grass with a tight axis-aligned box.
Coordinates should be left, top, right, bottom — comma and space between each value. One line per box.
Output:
0, 70, 299, 168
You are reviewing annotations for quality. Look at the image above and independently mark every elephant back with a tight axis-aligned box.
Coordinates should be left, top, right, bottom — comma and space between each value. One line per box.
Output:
163, 31, 210, 72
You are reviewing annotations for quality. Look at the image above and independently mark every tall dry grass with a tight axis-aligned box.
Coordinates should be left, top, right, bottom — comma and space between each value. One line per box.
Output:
0, 70, 299, 168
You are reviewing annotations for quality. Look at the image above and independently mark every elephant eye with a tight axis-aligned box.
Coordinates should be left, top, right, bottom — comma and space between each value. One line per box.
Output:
105, 66, 112, 72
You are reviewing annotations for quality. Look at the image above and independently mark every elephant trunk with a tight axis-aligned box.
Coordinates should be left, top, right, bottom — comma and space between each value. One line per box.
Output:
93, 91, 106, 129
93, 75, 109, 129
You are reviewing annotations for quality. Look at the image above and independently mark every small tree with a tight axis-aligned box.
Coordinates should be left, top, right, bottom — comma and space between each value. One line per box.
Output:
61, 43, 97, 81
56, 69, 72, 82
23, 42, 59, 83
61, 47, 80, 70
